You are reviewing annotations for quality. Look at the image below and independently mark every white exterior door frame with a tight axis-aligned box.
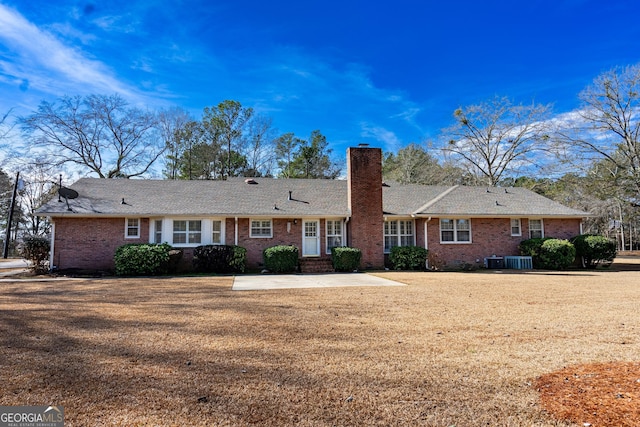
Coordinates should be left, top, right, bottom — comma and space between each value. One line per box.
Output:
302, 219, 320, 257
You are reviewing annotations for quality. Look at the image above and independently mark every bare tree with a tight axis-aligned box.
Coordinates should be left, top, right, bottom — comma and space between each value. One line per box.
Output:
383, 143, 465, 185
0, 109, 14, 142
21, 94, 163, 178
556, 63, 640, 197
242, 115, 276, 177
18, 158, 57, 237
158, 107, 193, 179
442, 96, 553, 186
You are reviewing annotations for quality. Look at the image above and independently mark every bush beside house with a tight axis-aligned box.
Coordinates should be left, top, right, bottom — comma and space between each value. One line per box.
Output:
263, 245, 299, 273
389, 246, 429, 270
519, 238, 575, 270
518, 238, 550, 268
538, 239, 576, 270
19, 235, 50, 274
193, 245, 246, 273
331, 247, 362, 271
114, 243, 173, 276
571, 234, 617, 268
520, 234, 618, 270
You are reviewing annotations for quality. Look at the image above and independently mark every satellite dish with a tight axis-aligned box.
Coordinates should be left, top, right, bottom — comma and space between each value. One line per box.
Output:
58, 187, 79, 211
59, 187, 79, 199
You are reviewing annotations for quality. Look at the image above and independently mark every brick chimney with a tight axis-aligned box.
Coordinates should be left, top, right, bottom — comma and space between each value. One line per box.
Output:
347, 145, 384, 269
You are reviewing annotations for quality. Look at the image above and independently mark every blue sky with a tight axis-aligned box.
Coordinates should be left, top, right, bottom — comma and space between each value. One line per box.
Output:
1, 0, 639, 158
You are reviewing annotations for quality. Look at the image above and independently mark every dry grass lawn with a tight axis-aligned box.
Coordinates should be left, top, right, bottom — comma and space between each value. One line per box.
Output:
1, 257, 640, 426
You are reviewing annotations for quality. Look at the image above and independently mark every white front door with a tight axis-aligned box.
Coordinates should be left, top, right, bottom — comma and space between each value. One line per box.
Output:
303, 220, 320, 256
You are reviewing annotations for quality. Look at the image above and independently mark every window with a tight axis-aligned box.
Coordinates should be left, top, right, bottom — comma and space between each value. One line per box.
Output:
400, 220, 414, 246
125, 218, 140, 238
326, 220, 343, 253
529, 219, 544, 239
440, 218, 471, 243
250, 219, 272, 238
384, 220, 415, 252
212, 220, 222, 244
173, 220, 202, 244
154, 220, 163, 243
384, 221, 398, 252
511, 219, 521, 236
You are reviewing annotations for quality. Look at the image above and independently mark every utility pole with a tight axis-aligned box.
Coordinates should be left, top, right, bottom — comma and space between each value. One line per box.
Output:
3, 171, 19, 258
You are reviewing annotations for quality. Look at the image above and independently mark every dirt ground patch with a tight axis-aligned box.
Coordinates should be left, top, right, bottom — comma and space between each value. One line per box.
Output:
1, 258, 639, 426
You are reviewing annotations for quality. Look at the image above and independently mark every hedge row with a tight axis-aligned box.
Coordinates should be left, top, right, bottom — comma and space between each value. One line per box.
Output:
193, 245, 246, 273
68, 232, 622, 276
519, 234, 616, 270
114, 244, 246, 276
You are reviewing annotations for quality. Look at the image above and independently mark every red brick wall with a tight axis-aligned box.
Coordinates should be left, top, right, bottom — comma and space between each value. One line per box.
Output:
540, 218, 582, 240
347, 147, 384, 269
235, 218, 330, 268
52, 216, 335, 271
425, 217, 583, 269
53, 217, 149, 271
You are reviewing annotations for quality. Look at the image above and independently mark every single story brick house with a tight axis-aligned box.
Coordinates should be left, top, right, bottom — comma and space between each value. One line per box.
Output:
36, 146, 589, 272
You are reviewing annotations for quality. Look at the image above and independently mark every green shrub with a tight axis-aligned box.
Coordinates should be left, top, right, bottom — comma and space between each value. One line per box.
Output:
518, 238, 551, 268
389, 246, 429, 270
538, 239, 576, 270
114, 243, 172, 276
571, 234, 617, 269
230, 246, 247, 273
263, 245, 299, 273
193, 245, 246, 273
19, 235, 50, 274
331, 247, 362, 272
167, 249, 184, 274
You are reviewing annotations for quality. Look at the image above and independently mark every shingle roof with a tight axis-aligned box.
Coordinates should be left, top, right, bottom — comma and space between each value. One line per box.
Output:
381, 182, 452, 215
37, 177, 349, 217
407, 184, 589, 217
36, 178, 590, 218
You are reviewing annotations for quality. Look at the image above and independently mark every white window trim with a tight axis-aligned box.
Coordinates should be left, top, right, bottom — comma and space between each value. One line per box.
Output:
211, 219, 224, 245
439, 218, 472, 244
384, 219, 416, 253
528, 218, 544, 239
163, 218, 225, 247
172, 219, 203, 246
154, 217, 227, 248
125, 218, 140, 239
325, 219, 344, 254
250, 218, 273, 238
510, 218, 522, 237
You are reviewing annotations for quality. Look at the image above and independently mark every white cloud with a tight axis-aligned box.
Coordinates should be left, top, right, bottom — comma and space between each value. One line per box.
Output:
91, 14, 138, 34
0, 3, 141, 100
359, 123, 403, 152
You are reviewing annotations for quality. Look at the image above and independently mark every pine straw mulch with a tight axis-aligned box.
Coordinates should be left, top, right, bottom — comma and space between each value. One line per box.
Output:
534, 253, 640, 425
535, 361, 640, 426
1, 257, 639, 426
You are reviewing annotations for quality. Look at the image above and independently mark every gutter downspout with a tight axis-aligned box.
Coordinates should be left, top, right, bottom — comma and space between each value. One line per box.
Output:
344, 216, 350, 246
49, 220, 55, 272
424, 217, 430, 270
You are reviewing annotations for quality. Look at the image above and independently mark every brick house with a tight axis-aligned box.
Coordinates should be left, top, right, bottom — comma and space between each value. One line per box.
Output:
36, 146, 589, 272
